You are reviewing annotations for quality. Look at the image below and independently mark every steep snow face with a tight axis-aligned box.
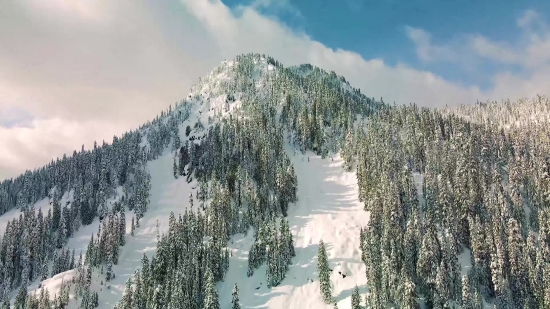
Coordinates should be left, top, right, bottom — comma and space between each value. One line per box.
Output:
217, 149, 370, 309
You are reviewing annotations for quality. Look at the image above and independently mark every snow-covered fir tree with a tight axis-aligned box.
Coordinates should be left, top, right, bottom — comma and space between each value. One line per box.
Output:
318, 239, 332, 303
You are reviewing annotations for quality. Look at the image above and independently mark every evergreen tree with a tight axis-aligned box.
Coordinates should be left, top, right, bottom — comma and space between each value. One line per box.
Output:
13, 285, 27, 309
203, 269, 220, 309
121, 278, 133, 309
173, 157, 178, 179
462, 275, 475, 309
119, 209, 126, 246
351, 285, 361, 309
318, 239, 332, 303
231, 283, 241, 309
131, 216, 135, 236
106, 261, 114, 281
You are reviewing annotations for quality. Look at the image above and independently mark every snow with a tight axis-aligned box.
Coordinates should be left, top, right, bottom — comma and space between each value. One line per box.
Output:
0, 189, 73, 234
25, 147, 199, 308
217, 150, 370, 309
458, 248, 473, 277
28, 145, 371, 308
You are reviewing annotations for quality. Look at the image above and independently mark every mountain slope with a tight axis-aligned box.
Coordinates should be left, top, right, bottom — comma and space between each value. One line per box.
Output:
217, 150, 369, 309
3, 53, 380, 309
3, 53, 550, 309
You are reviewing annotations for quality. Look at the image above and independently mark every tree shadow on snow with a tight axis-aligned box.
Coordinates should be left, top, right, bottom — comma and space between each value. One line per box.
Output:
220, 244, 327, 309
334, 283, 368, 303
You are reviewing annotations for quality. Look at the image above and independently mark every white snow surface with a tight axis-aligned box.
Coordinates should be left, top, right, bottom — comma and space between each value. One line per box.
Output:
217, 150, 370, 309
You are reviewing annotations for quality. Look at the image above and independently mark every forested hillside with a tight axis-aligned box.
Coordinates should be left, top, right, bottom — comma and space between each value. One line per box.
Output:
0, 53, 548, 309
344, 100, 550, 308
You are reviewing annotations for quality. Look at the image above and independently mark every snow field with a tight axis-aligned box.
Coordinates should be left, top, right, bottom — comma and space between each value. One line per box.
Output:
217, 150, 370, 309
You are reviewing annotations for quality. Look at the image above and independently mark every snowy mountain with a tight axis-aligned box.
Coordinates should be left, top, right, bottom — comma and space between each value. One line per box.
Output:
1, 53, 549, 309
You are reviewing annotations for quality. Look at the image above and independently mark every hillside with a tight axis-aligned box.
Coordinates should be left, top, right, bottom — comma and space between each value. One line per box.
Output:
0, 53, 549, 309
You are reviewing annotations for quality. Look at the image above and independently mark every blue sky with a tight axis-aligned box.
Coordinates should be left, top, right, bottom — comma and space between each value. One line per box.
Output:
223, 0, 550, 91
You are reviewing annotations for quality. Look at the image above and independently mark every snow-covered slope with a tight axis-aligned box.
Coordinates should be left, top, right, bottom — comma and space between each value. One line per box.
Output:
27, 142, 370, 309
217, 150, 369, 309
0, 190, 73, 233
8, 54, 379, 308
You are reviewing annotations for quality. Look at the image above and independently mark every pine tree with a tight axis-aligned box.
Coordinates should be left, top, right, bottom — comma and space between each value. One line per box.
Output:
185, 125, 191, 137
156, 219, 160, 242
131, 216, 135, 236
318, 239, 332, 303
173, 157, 178, 179
86, 267, 92, 289
106, 261, 114, 281
401, 277, 420, 309
351, 285, 361, 309
203, 268, 220, 309
121, 278, 133, 309
119, 210, 126, 246
41, 261, 49, 281
14, 285, 27, 309
151, 287, 163, 309
231, 283, 241, 309
462, 275, 474, 309
179, 143, 190, 176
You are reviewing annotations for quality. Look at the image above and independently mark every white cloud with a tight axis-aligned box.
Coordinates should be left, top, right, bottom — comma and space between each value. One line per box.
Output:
0, 118, 127, 180
404, 26, 461, 63
405, 9, 550, 103
517, 9, 541, 29
0, 0, 543, 180
470, 35, 519, 64
0, 107, 34, 129
488, 10, 550, 69
406, 10, 550, 70
246, 0, 302, 18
